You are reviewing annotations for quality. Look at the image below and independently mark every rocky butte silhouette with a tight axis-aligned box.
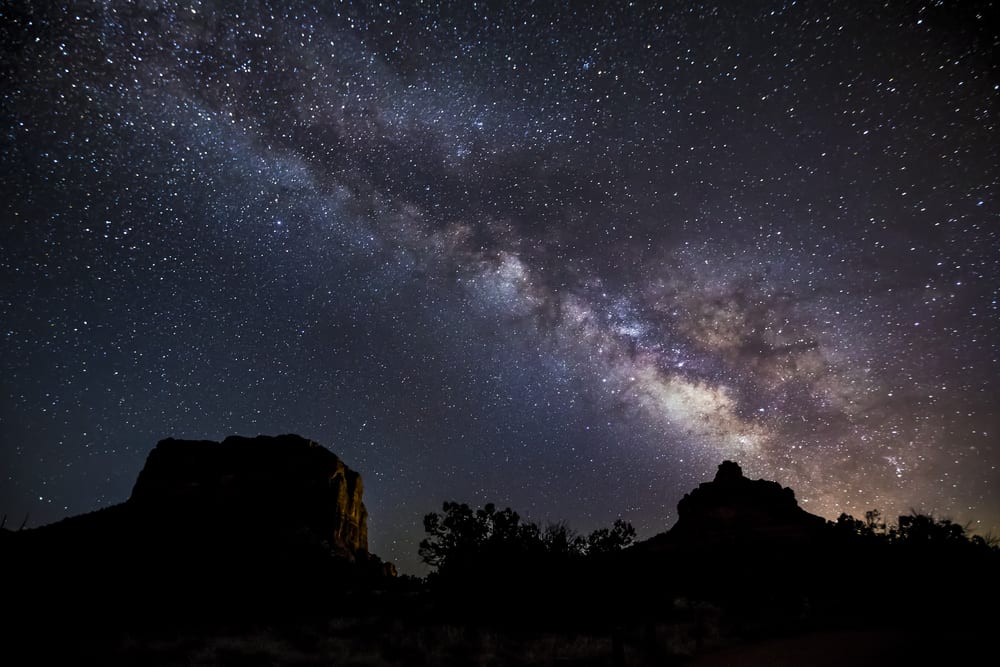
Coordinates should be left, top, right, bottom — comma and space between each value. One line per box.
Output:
645, 459, 828, 548
5, 434, 394, 626
129, 434, 371, 559
617, 460, 846, 614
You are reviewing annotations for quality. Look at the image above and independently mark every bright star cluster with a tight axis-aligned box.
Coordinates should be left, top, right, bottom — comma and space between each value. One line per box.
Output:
2, 1, 997, 573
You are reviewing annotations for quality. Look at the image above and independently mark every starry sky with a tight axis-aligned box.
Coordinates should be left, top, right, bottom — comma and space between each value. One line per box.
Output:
2, 0, 997, 574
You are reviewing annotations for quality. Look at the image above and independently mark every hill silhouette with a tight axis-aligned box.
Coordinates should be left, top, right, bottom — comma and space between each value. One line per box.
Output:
4, 444, 997, 665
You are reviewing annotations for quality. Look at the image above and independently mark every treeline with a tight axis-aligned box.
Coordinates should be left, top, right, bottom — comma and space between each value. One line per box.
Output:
816, 510, 998, 623
419, 501, 635, 570
834, 509, 998, 550
417, 501, 635, 625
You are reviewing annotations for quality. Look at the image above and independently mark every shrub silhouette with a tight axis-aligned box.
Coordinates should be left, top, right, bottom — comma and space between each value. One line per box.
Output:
418, 502, 544, 571
418, 501, 635, 623
419, 501, 634, 573
896, 512, 968, 544
586, 519, 637, 555
835, 509, 994, 551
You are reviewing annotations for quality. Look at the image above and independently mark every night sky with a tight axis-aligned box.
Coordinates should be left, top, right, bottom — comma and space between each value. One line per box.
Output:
2, 1, 997, 574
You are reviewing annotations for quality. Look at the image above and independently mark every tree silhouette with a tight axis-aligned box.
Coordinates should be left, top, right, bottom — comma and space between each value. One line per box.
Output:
418, 502, 536, 570
541, 521, 586, 556
419, 501, 634, 574
833, 509, 997, 553
895, 512, 969, 545
586, 519, 637, 555
864, 509, 886, 535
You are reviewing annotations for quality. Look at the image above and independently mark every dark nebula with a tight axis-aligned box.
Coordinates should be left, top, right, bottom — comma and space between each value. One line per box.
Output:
1, 1, 997, 574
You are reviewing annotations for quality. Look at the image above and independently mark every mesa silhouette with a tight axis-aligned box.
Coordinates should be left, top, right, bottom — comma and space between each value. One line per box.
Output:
4, 434, 393, 621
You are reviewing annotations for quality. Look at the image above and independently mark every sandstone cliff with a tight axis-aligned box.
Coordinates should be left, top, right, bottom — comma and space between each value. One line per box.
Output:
5, 434, 392, 614
4, 434, 399, 630
129, 434, 369, 554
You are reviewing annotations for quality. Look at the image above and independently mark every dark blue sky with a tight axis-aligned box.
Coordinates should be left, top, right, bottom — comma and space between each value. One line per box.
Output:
2, 0, 997, 574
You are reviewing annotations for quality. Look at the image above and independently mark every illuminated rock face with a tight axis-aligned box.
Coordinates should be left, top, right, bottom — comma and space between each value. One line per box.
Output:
129, 433, 369, 554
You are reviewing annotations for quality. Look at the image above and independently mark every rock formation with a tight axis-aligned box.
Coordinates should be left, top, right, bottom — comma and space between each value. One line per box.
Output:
668, 460, 828, 545
5, 433, 392, 618
630, 460, 832, 597
129, 434, 369, 554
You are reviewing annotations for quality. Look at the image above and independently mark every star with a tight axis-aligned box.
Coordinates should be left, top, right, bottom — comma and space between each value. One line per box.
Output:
0, 0, 996, 575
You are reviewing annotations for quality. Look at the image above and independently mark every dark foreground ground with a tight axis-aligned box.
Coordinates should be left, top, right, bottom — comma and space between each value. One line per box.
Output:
10, 587, 994, 667
14, 621, 990, 666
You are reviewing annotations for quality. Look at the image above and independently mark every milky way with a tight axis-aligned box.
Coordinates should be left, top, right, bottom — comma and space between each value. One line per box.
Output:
2, 1, 997, 573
